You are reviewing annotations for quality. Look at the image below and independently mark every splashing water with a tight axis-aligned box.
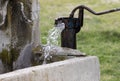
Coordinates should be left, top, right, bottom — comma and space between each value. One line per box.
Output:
43, 23, 65, 64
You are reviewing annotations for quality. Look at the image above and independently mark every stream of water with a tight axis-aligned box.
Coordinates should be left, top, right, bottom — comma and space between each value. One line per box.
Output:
43, 23, 65, 64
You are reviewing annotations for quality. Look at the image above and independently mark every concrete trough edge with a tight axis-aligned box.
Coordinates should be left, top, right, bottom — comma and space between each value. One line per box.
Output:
0, 56, 100, 81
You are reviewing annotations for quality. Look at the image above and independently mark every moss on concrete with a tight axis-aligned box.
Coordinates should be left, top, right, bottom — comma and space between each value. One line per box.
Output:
0, 49, 11, 65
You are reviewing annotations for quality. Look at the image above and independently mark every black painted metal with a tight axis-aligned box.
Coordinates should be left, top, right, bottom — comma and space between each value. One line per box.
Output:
55, 5, 120, 49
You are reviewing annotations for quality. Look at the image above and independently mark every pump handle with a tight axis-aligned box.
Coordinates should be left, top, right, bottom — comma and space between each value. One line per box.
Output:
70, 5, 120, 17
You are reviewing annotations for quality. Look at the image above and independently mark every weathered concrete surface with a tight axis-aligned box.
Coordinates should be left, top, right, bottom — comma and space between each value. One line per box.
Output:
0, 56, 100, 81
0, 0, 41, 73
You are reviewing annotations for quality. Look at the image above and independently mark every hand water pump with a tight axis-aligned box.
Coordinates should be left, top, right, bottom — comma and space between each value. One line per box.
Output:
55, 5, 120, 49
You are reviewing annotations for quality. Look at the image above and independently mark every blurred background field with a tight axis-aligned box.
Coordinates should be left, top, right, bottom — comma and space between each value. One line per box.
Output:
39, 0, 120, 81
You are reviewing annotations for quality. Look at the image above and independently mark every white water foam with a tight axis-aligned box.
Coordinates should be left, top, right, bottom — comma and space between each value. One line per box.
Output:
43, 23, 65, 64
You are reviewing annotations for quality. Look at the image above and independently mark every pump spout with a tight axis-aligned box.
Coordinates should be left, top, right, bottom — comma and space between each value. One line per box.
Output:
55, 5, 120, 49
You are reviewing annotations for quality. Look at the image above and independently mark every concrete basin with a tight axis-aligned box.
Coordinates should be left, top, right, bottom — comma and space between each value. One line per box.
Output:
0, 56, 100, 81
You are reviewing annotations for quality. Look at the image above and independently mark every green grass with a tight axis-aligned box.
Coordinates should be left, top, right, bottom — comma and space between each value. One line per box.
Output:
39, 0, 120, 81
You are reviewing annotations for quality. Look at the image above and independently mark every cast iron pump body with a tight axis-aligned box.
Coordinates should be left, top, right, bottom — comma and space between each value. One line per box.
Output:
55, 5, 120, 49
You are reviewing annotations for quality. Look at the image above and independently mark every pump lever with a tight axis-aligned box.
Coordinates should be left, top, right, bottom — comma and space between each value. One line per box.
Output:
70, 5, 120, 17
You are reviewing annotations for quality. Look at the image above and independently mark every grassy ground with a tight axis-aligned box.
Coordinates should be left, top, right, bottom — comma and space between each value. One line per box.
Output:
39, 0, 120, 81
